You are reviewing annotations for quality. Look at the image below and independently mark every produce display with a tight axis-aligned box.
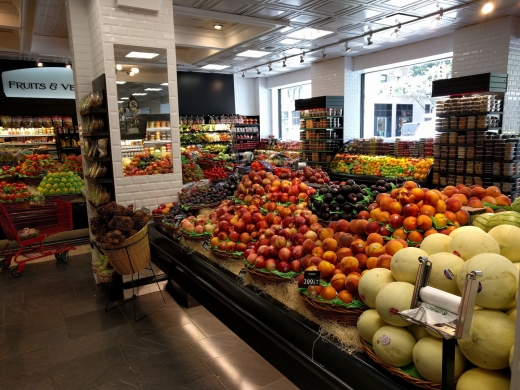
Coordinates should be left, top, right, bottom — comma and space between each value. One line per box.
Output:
123, 152, 173, 177
0, 181, 32, 202
90, 202, 150, 245
179, 214, 216, 238
203, 167, 230, 180
181, 187, 229, 208
330, 154, 433, 180
181, 152, 204, 183
0, 165, 15, 178
37, 172, 84, 196
60, 155, 83, 173
16, 154, 56, 177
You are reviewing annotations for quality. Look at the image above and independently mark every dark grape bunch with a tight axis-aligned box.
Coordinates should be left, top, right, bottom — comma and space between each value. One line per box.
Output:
183, 187, 228, 206
164, 204, 193, 225
221, 174, 239, 197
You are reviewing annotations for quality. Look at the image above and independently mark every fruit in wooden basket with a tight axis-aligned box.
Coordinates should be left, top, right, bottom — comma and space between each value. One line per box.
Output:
488, 224, 520, 262
375, 282, 414, 327
448, 230, 500, 260
358, 268, 395, 309
419, 234, 451, 255
456, 368, 510, 390
389, 247, 428, 283
426, 252, 464, 295
413, 337, 466, 382
357, 309, 387, 343
373, 326, 416, 367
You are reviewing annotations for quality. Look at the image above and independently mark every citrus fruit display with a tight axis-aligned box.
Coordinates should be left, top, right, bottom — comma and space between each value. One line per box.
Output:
37, 171, 84, 196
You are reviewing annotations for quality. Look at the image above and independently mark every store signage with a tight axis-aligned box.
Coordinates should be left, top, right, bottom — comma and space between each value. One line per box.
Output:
1, 68, 75, 99
303, 271, 321, 286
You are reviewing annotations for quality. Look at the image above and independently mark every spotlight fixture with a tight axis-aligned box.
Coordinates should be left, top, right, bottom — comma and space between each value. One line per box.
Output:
37, 61, 43, 67
432, 9, 443, 26
65, 62, 71, 69
128, 71, 135, 76
321, 49, 326, 58
256, 68, 260, 75
391, 24, 400, 39
300, 55, 304, 63
482, 1, 494, 14
116, 64, 122, 71
345, 42, 351, 53
242, 71, 245, 77
214, 24, 222, 30
268, 63, 272, 71
130, 67, 139, 74
366, 34, 373, 46
283, 57, 287, 67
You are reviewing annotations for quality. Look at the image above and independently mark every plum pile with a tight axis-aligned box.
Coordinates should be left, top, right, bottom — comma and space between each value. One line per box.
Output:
221, 175, 239, 197
182, 187, 228, 207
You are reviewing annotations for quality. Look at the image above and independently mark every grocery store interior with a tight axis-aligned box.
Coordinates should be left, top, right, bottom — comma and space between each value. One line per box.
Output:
1, 0, 520, 389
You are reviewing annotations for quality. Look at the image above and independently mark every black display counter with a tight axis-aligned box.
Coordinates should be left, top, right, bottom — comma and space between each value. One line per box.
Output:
148, 226, 418, 390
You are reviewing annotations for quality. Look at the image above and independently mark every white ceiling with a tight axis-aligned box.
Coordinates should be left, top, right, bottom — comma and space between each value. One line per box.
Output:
0, 0, 519, 77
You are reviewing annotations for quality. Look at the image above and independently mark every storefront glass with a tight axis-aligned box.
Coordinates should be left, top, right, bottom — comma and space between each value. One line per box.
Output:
279, 83, 311, 140
363, 58, 452, 138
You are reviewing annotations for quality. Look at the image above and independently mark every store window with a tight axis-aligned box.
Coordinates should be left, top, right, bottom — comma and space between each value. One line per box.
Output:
279, 83, 311, 140
363, 58, 452, 137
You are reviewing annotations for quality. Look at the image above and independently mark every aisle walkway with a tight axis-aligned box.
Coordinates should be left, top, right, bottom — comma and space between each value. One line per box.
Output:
0, 253, 298, 390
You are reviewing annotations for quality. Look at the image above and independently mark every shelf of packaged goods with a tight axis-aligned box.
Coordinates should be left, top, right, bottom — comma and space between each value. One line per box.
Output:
232, 132, 259, 135
436, 157, 520, 163
143, 140, 171, 144
234, 123, 259, 126
436, 111, 503, 118
299, 128, 343, 131
255, 149, 299, 153
146, 127, 171, 131
80, 107, 108, 116
300, 139, 342, 142
300, 116, 343, 119
82, 131, 110, 137
83, 156, 112, 162
181, 141, 230, 146
180, 130, 230, 134
432, 171, 520, 180
61, 146, 81, 150
0, 133, 56, 138
0, 142, 56, 146
435, 127, 502, 132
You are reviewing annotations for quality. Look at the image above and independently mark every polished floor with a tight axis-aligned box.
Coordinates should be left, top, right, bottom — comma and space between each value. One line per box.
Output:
0, 252, 298, 390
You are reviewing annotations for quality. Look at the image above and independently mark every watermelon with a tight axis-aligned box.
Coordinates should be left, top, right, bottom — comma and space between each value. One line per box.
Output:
472, 213, 494, 232
486, 211, 520, 230
512, 197, 520, 213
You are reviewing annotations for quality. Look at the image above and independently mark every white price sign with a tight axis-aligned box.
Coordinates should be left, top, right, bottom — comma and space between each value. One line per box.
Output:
2, 67, 75, 99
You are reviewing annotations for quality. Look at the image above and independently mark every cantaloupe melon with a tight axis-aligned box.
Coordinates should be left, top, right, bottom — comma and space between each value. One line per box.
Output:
456, 253, 518, 310
420, 234, 452, 255
358, 268, 395, 309
375, 282, 414, 327
428, 252, 464, 295
488, 224, 520, 262
357, 309, 388, 343
413, 337, 466, 382
426, 328, 442, 339
457, 310, 515, 370
409, 324, 429, 341
506, 308, 516, 322
373, 326, 416, 367
510, 345, 514, 370
471, 214, 494, 232
390, 247, 428, 283
449, 225, 485, 238
456, 368, 510, 390
448, 230, 500, 261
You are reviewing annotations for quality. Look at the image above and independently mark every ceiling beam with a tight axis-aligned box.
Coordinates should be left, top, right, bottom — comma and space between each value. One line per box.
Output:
172, 5, 290, 28
20, 0, 37, 52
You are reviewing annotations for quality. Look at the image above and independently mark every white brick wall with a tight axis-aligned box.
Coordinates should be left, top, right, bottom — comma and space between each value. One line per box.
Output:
344, 57, 361, 140
67, 0, 183, 209
234, 77, 257, 115
311, 57, 345, 97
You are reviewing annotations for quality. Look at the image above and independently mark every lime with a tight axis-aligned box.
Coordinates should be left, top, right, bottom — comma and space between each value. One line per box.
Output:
52, 184, 59, 189
49, 189, 55, 194
55, 189, 62, 195
59, 183, 65, 188
62, 188, 69, 194
46, 183, 52, 189
60, 172, 67, 177
61, 178, 67, 183
66, 183, 72, 188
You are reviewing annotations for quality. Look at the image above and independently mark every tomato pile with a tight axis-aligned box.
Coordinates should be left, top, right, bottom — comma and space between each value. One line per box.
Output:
0, 165, 15, 178
203, 167, 228, 180
0, 182, 32, 202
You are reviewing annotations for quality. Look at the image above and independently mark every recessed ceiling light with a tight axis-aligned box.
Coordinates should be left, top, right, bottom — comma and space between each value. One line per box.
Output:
214, 24, 222, 30
130, 67, 139, 74
482, 1, 494, 14
121, 97, 129, 100
280, 26, 293, 33
160, 83, 168, 86
280, 38, 300, 44
200, 64, 230, 70
144, 88, 163, 91
237, 50, 271, 58
116, 81, 126, 84
286, 28, 333, 40
132, 93, 147, 96
118, 101, 124, 103
125, 51, 159, 59
116, 64, 122, 70
37, 62, 43, 67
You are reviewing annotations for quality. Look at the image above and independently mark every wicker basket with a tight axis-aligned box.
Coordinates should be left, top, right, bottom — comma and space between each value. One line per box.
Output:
181, 201, 222, 211
180, 230, 210, 241
161, 221, 178, 235
210, 248, 243, 260
245, 266, 295, 285
98, 225, 150, 275
360, 339, 444, 390
299, 293, 366, 326
152, 215, 164, 226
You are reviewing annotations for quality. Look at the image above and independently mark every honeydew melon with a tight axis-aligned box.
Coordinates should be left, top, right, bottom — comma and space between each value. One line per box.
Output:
420, 234, 452, 255
413, 337, 466, 382
427, 252, 464, 295
357, 309, 388, 343
372, 326, 416, 367
448, 230, 499, 261
449, 225, 485, 237
457, 309, 515, 370
408, 324, 429, 341
456, 253, 518, 310
506, 308, 516, 322
358, 268, 395, 309
456, 368, 510, 390
488, 224, 520, 262
390, 247, 429, 283
510, 346, 514, 370
375, 282, 414, 327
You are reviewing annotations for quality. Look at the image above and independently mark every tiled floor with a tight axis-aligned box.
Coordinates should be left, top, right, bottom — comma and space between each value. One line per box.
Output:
0, 253, 299, 390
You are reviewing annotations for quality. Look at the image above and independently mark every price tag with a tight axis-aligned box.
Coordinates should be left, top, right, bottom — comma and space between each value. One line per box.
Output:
141, 207, 151, 214
202, 239, 210, 251
303, 270, 321, 286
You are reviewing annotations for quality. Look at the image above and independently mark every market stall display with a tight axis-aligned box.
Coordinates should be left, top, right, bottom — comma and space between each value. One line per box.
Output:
36, 172, 84, 196
122, 152, 173, 177
181, 152, 204, 183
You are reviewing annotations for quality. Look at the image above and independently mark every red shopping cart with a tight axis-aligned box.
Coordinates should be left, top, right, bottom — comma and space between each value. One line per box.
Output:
0, 200, 76, 277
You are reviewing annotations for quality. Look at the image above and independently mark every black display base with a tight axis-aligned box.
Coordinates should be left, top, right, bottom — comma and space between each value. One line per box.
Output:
168, 280, 201, 309
148, 226, 416, 390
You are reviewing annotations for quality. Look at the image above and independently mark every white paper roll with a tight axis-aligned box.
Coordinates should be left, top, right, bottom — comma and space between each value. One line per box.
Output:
419, 286, 461, 314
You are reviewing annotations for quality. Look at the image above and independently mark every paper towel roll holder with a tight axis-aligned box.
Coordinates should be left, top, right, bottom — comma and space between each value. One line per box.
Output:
398, 256, 483, 390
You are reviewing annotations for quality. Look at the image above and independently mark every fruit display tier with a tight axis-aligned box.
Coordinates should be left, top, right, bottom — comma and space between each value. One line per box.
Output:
149, 225, 417, 390
232, 116, 260, 153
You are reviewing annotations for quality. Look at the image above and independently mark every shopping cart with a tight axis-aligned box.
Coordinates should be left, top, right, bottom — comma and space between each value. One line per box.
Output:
0, 200, 76, 277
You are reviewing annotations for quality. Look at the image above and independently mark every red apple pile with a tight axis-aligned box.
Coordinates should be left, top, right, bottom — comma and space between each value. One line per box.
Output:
295, 166, 330, 184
